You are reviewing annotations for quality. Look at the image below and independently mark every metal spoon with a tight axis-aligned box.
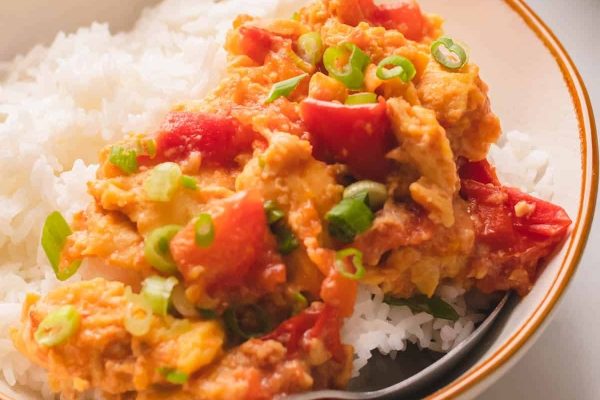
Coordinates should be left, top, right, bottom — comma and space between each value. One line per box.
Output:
284, 293, 510, 400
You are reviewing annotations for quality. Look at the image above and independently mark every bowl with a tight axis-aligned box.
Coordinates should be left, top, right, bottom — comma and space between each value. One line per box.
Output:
0, 0, 596, 399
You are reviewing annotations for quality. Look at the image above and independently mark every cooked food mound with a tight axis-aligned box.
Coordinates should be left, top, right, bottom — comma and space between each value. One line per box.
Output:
12, 0, 572, 399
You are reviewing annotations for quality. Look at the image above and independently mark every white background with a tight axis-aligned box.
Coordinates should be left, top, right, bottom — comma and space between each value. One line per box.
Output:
482, 2, 599, 399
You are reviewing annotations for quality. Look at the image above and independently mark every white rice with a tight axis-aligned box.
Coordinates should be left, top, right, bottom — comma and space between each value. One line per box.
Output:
0, 0, 554, 397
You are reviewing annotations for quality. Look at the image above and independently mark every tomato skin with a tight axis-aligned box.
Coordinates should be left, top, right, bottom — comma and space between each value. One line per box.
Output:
262, 304, 345, 362
460, 160, 572, 250
358, 0, 427, 41
155, 112, 256, 167
238, 26, 274, 64
170, 190, 268, 291
300, 98, 393, 180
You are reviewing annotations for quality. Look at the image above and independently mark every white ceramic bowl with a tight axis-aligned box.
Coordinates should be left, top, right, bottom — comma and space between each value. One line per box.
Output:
0, 1, 596, 399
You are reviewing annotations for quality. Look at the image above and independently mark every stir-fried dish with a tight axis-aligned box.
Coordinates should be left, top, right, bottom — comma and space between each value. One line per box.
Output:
12, 0, 572, 399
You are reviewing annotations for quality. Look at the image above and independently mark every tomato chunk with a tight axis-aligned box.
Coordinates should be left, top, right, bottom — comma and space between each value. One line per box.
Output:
358, 0, 427, 41
262, 304, 345, 362
170, 190, 269, 291
155, 111, 256, 167
238, 26, 275, 64
460, 160, 572, 253
300, 98, 393, 180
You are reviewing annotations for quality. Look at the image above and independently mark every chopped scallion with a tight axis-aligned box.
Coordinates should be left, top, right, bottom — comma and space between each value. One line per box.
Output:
297, 32, 323, 66
224, 304, 270, 339
264, 200, 285, 225
144, 162, 182, 202
180, 175, 198, 190
109, 146, 138, 174
384, 294, 459, 321
345, 92, 378, 105
431, 37, 468, 70
41, 211, 81, 281
158, 367, 189, 385
265, 73, 308, 104
335, 248, 365, 280
376, 55, 416, 82
141, 276, 178, 316
144, 225, 182, 274
124, 289, 154, 336
34, 305, 81, 347
273, 225, 299, 255
326, 198, 374, 243
343, 180, 388, 211
291, 291, 308, 315
323, 43, 371, 89
194, 213, 215, 248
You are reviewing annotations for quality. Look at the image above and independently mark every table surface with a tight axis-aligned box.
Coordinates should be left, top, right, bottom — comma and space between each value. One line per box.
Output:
482, 2, 599, 398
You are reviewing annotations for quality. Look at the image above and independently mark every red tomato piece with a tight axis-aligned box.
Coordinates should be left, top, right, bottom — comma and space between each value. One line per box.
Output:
300, 98, 393, 180
262, 304, 345, 362
458, 159, 500, 186
320, 270, 357, 318
155, 111, 256, 167
358, 0, 427, 41
238, 26, 275, 64
170, 190, 268, 291
505, 188, 572, 240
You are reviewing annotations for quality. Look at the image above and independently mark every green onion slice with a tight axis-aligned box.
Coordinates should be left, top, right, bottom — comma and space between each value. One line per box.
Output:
41, 211, 81, 281
109, 146, 138, 174
170, 283, 199, 318
144, 162, 182, 202
180, 175, 198, 190
345, 92, 378, 105
273, 225, 299, 255
224, 304, 271, 339
124, 289, 154, 336
323, 43, 371, 90
34, 305, 81, 347
335, 248, 365, 280
384, 294, 459, 321
291, 291, 308, 315
264, 200, 285, 225
326, 198, 374, 243
198, 308, 218, 320
194, 213, 215, 248
265, 73, 308, 104
158, 367, 189, 385
141, 276, 178, 316
431, 37, 468, 70
297, 32, 323, 66
144, 225, 182, 274
343, 180, 388, 211
376, 55, 416, 82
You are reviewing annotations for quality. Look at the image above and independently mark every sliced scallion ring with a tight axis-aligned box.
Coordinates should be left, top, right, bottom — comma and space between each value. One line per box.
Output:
265, 73, 308, 104
144, 162, 182, 202
224, 304, 271, 339
180, 175, 198, 190
109, 146, 138, 174
273, 224, 299, 255
291, 291, 308, 315
41, 211, 81, 281
297, 32, 323, 66
158, 367, 189, 385
34, 305, 81, 347
326, 198, 374, 243
264, 200, 285, 225
376, 55, 416, 82
335, 248, 365, 280
170, 283, 199, 318
141, 276, 178, 316
124, 289, 154, 336
431, 37, 468, 70
323, 43, 371, 89
343, 180, 388, 210
194, 213, 215, 248
345, 92, 378, 105
144, 225, 182, 274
